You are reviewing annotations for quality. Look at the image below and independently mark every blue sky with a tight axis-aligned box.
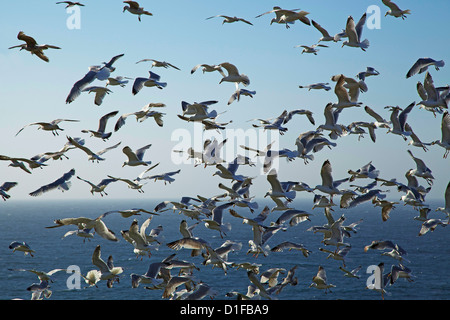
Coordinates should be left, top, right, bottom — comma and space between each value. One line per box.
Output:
0, 0, 449, 202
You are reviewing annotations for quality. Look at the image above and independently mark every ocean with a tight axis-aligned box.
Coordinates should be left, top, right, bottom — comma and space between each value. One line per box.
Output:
1, 198, 449, 301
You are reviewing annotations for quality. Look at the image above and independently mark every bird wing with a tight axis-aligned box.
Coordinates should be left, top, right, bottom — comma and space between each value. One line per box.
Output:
266, 169, 284, 193
345, 16, 359, 43
219, 62, 239, 76
312, 20, 331, 37
334, 75, 351, 103
96, 141, 121, 156
320, 160, 334, 187
135, 144, 152, 160
94, 219, 118, 242
17, 31, 37, 47
98, 111, 119, 133
91, 246, 110, 273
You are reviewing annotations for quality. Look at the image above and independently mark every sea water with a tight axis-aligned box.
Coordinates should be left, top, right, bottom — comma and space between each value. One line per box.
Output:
1, 198, 449, 300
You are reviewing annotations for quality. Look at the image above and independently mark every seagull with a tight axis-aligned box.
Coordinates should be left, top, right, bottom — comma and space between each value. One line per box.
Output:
62, 228, 94, 242
66, 66, 102, 104
417, 72, 450, 112
81, 111, 118, 140
311, 20, 335, 42
107, 175, 146, 193
418, 218, 448, 236
264, 168, 296, 201
319, 246, 351, 267
341, 13, 369, 51
314, 160, 348, 200
299, 83, 331, 91
203, 202, 234, 238
348, 161, 380, 181
121, 218, 154, 259
339, 265, 362, 279
389, 264, 414, 285
136, 59, 180, 70
406, 58, 445, 78
66, 136, 121, 162
206, 15, 253, 26
356, 67, 380, 81
218, 62, 250, 87
0, 182, 18, 201
256, 6, 310, 28
310, 266, 335, 293
143, 169, 181, 185
56, 1, 84, 8
9, 241, 35, 257
91, 245, 123, 287
115, 103, 165, 131
26, 280, 52, 300
372, 197, 399, 222
274, 209, 312, 227
122, 144, 152, 167
82, 86, 112, 106
270, 241, 311, 257
29, 168, 75, 197
106, 76, 132, 87
9, 268, 67, 282
16, 119, 79, 136
385, 102, 415, 140
76, 176, 116, 196
382, 0, 411, 19
407, 149, 434, 185
8, 31, 60, 62
123, 1, 152, 21
228, 88, 256, 105
431, 111, 450, 158
191, 64, 226, 77
436, 181, 450, 217
46, 213, 119, 242
251, 110, 288, 134
295, 43, 328, 55
102, 208, 158, 218
364, 240, 407, 255
132, 71, 167, 95
332, 74, 363, 108
0, 155, 47, 173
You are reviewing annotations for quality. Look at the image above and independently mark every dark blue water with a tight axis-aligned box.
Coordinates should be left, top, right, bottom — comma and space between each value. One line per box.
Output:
1, 198, 449, 300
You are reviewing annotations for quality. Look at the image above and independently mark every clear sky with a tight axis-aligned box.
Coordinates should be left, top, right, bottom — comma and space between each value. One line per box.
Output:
0, 0, 449, 203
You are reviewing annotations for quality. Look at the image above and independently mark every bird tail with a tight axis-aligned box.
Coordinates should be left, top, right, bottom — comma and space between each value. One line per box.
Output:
360, 39, 370, 50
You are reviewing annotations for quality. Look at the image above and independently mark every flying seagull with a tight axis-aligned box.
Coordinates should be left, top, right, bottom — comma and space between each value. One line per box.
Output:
29, 169, 75, 197
8, 31, 60, 62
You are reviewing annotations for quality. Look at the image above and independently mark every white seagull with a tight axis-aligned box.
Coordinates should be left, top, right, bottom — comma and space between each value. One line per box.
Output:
310, 266, 335, 293
0, 182, 18, 201
385, 102, 415, 140
16, 119, 79, 137
382, 0, 411, 19
206, 15, 253, 26
81, 110, 119, 140
341, 13, 369, 51
136, 58, 180, 70
123, 1, 152, 21
406, 57, 445, 78
191, 64, 226, 77
264, 168, 296, 202
66, 136, 121, 162
76, 176, 116, 196
132, 71, 167, 95
219, 62, 250, 88
9, 241, 35, 257
431, 111, 450, 158
122, 144, 152, 167
29, 168, 75, 197
314, 160, 348, 200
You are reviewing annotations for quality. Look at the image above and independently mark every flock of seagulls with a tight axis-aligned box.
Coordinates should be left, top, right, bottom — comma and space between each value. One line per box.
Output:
3, 1, 450, 301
